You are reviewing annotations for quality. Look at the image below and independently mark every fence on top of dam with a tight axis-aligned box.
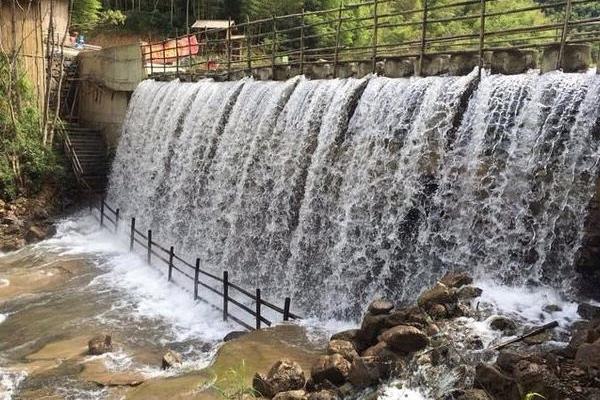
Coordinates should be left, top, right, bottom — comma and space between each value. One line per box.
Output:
140, 0, 600, 80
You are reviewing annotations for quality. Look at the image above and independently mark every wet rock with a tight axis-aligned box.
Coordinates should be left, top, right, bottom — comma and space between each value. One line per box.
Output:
367, 299, 394, 315
0, 237, 25, 252
575, 339, 600, 377
542, 304, 562, 313
513, 360, 563, 399
311, 354, 351, 385
578, 303, 600, 320
379, 325, 429, 354
273, 390, 308, 400
25, 225, 47, 243
490, 316, 517, 335
357, 313, 388, 345
88, 335, 113, 355
474, 363, 520, 400
457, 286, 483, 300
267, 359, 307, 395
523, 330, 552, 345
330, 329, 358, 343
337, 382, 355, 398
417, 282, 457, 308
223, 330, 247, 342
455, 389, 492, 400
2, 213, 23, 227
426, 323, 440, 336
253, 373, 274, 398
567, 318, 600, 356
327, 340, 358, 362
466, 336, 484, 350
348, 357, 380, 388
440, 271, 473, 288
305, 377, 337, 393
428, 303, 448, 319
496, 350, 525, 374
308, 390, 339, 400
161, 350, 182, 369
383, 307, 427, 330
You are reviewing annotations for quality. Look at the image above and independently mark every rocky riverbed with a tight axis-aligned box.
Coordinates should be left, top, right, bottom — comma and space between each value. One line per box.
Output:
1, 214, 599, 399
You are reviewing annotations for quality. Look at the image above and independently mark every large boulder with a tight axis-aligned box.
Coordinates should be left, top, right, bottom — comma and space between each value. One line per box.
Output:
253, 373, 274, 398
308, 390, 339, 400
489, 316, 517, 335
25, 225, 47, 243
457, 286, 483, 300
474, 363, 520, 400
161, 350, 182, 369
273, 390, 308, 400
367, 299, 394, 315
382, 307, 428, 330
267, 359, 307, 395
330, 329, 358, 342
455, 389, 492, 400
513, 360, 564, 400
356, 313, 388, 346
88, 335, 113, 355
310, 354, 351, 385
440, 271, 473, 288
347, 357, 381, 388
417, 282, 457, 308
578, 303, 600, 320
327, 340, 358, 362
575, 339, 600, 377
378, 325, 429, 354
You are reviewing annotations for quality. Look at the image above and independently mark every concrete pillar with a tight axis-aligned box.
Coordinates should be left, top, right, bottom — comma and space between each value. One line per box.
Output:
306, 62, 333, 79
252, 67, 273, 81
448, 52, 479, 76
273, 65, 291, 81
383, 57, 414, 78
417, 54, 450, 76
491, 49, 538, 75
541, 44, 592, 73
335, 62, 359, 79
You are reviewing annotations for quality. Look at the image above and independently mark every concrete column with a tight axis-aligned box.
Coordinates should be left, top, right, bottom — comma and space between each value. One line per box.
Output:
491, 49, 538, 75
383, 58, 414, 78
541, 44, 592, 73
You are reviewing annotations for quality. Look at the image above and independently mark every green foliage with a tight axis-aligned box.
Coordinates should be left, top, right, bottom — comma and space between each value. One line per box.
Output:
98, 9, 127, 28
524, 393, 546, 400
72, 0, 103, 32
0, 59, 61, 201
211, 361, 257, 400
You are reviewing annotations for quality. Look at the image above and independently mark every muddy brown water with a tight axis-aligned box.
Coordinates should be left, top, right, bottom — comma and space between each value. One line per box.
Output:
0, 216, 327, 400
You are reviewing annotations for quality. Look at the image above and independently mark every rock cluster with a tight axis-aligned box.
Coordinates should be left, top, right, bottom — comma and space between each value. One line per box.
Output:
0, 186, 58, 252
88, 334, 113, 355
252, 271, 480, 399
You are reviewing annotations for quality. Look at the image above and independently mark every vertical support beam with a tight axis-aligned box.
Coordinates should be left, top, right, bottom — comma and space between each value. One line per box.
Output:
205, 27, 209, 72
162, 38, 167, 76
283, 297, 291, 321
333, 2, 344, 78
168, 246, 174, 281
227, 17, 232, 80
114, 208, 120, 233
255, 288, 261, 330
246, 16, 252, 74
478, 0, 486, 78
300, 9, 305, 75
175, 28, 180, 78
147, 229, 152, 264
148, 41, 154, 76
557, 0, 573, 70
223, 271, 229, 321
372, 0, 379, 74
129, 217, 135, 251
100, 199, 105, 227
194, 258, 200, 300
272, 16, 277, 79
417, 0, 428, 77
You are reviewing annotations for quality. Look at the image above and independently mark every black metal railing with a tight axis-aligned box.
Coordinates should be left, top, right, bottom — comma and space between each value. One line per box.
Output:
92, 197, 300, 331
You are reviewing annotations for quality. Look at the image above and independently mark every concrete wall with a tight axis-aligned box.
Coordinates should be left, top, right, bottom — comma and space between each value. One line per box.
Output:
79, 43, 146, 92
78, 43, 146, 150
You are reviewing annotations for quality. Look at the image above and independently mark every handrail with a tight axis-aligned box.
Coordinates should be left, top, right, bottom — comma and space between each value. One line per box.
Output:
92, 198, 300, 331
141, 0, 599, 79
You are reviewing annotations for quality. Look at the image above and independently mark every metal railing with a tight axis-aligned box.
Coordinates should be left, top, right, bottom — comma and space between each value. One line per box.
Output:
141, 0, 600, 79
92, 198, 301, 331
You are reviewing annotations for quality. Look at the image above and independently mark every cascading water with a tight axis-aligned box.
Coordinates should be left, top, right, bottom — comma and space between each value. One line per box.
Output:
107, 71, 600, 319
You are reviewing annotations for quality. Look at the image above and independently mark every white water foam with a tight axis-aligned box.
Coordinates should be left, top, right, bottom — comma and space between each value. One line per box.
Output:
0, 314, 5, 325
0, 369, 27, 400
377, 381, 430, 400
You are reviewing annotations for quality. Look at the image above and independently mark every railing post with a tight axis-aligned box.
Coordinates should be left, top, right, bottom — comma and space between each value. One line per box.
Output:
175, 28, 180, 78
114, 208, 120, 233
194, 258, 200, 300
168, 246, 174, 281
129, 217, 135, 251
300, 9, 305, 75
557, 0, 573, 70
372, 0, 379, 74
227, 16, 232, 80
283, 297, 291, 321
246, 16, 252, 75
255, 288, 261, 330
417, 0, 428, 77
478, 0, 486, 78
147, 229, 152, 264
333, 2, 344, 78
223, 271, 229, 321
149, 40, 154, 76
205, 27, 209, 72
271, 16, 277, 79
100, 199, 105, 227
163, 38, 167, 76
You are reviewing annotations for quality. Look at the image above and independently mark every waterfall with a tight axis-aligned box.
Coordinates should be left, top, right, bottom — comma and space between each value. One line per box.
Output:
108, 72, 600, 319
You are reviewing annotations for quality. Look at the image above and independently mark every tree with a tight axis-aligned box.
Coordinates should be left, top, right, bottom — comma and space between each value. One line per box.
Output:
72, 0, 102, 33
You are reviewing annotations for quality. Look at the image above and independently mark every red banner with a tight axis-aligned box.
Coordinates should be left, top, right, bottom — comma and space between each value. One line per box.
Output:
143, 35, 199, 64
